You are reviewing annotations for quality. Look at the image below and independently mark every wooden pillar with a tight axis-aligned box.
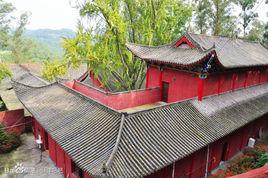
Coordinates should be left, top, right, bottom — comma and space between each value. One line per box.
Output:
239, 128, 246, 150
189, 153, 195, 178
145, 66, 150, 88
244, 71, 248, 88
258, 70, 261, 84
231, 73, 237, 92
159, 67, 163, 99
217, 75, 223, 95
198, 78, 205, 101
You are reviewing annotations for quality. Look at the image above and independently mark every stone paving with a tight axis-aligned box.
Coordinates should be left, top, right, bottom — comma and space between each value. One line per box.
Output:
0, 133, 63, 178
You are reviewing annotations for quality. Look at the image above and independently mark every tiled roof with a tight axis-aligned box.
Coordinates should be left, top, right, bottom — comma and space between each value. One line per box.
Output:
12, 80, 122, 177
126, 42, 213, 67
11, 71, 268, 178
126, 32, 268, 69
107, 84, 268, 177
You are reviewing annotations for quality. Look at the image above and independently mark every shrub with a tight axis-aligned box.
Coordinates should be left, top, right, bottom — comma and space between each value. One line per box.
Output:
254, 153, 268, 168
0, 99, 7, 111
244, 147, 265, 158
0, 124, 21, 154
229, 155, 255, 174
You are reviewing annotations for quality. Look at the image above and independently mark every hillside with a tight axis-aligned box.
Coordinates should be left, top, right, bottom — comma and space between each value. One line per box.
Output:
25, 28, 76, 57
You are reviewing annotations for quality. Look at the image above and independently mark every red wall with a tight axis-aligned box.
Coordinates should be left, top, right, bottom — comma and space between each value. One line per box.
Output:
146, 66, 162, 88
89, 71, 105, 89
146, 65, 268, 103
0, 109, 27, 134
48, 133, 57, 163
69, 81, 161, 110
56, 143, 66, 175
162, 69, 199, 102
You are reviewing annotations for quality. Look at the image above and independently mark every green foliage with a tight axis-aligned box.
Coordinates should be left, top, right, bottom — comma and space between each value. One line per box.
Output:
247, 20, 265, 42
52, 0, 193, 91
211, 0, 237, 36
0, 63, 12, 83
9, 12, 32, 63
254, 152, 268, 168
229, 148, 266, 175
0, 0, 15, 50
194, 0, 212, 34
42, 59, 68, 81
0, 124, 21, 154
0, 100, 7, 111
245, 147, 265, 158
229, 156, 255, 174
236, 0, 258, 36
263, 23, 268, 47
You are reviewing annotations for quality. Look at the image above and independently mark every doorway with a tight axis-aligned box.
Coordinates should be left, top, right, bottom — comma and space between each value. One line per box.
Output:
221, 142, 229, 161
44, 131, 49, 150
162, 82, 169, 102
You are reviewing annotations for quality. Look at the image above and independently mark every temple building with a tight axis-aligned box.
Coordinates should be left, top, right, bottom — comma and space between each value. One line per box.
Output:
12, 32, 268, 178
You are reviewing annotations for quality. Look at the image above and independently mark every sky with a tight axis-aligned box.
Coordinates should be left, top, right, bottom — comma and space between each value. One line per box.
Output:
8, 0, 80, 31
6, 0, 268, 31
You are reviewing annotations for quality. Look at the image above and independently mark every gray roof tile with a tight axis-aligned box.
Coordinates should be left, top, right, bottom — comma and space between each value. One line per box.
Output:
11, 71, 268, 178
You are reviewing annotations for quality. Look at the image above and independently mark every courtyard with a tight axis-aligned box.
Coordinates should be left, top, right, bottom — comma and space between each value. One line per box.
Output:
0, 133, 63, 178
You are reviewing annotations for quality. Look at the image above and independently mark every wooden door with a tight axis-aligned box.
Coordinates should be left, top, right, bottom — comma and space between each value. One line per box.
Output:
221, 142, 229, 161
162, 82, 169, 102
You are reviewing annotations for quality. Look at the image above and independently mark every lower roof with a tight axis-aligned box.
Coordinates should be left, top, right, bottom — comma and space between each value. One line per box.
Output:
11, 71, 268, 178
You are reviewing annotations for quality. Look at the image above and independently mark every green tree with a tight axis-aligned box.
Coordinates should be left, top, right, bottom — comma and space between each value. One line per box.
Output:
211, 0, 236, 36
263, 23, 268, 47
0, 63, 11, 83
44, 0, 193, 91
247, 20, 265, 42
0, 0, 15, 49
263, 0, 268, 47
194, 0, 212, 34
236, 0, 258, 37
42, 59, 67, 81
9, 12, 32, 63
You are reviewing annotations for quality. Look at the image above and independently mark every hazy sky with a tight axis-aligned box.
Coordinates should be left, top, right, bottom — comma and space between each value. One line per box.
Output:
8, 0, 80, 30
7, 0, 268, 31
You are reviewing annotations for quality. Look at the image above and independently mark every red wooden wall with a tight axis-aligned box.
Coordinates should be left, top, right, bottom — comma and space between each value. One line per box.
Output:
0, 109, 28, 134
67, 81, 161, 110
146, 65, 268, 103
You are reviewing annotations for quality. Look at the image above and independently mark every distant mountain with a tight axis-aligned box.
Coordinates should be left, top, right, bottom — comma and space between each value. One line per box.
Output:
25, 28, 76, 57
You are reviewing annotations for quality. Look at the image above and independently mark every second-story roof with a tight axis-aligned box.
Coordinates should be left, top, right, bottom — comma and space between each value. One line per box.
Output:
126, 32, 268, 69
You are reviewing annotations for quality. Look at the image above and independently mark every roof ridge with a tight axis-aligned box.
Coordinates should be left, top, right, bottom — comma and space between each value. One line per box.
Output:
126, 42, 172, 48
11, 78, 56, 89
27, 72, 50, 85
103, 113, 127, 174
187, 32, 263, 45
126, 83, 268, 117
